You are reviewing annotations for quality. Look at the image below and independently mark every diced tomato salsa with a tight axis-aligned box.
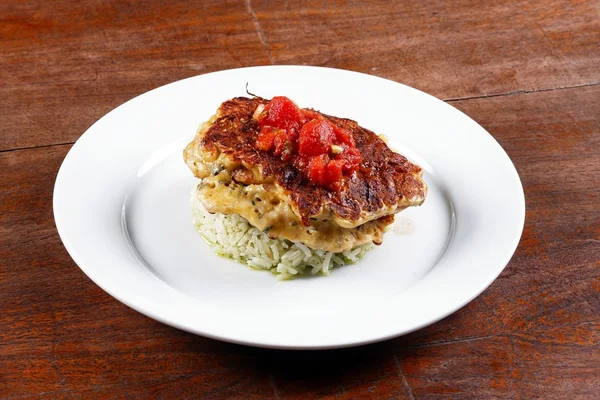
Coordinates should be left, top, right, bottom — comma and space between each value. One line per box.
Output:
255, 96, 362, 190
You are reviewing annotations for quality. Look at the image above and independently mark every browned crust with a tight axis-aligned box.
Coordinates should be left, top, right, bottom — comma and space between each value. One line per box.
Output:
198, 97, 426, 224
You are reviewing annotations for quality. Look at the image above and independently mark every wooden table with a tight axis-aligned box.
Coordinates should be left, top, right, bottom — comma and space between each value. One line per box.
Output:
2, 0, 599, 398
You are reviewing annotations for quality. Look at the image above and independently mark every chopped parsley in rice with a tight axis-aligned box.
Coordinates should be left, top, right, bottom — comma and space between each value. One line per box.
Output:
191, 187, 373, 280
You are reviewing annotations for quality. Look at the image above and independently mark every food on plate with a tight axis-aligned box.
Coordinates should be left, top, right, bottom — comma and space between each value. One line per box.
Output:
184, 95, 427, 278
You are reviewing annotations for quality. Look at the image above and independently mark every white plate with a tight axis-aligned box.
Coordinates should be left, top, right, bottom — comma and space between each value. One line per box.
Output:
54, 66, 525, 349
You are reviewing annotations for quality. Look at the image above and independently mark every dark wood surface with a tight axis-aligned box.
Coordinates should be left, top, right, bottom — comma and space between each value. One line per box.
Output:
1, 0, 598, 398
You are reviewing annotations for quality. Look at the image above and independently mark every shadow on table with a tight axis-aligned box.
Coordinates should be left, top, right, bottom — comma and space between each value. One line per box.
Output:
181, 328, 427, 396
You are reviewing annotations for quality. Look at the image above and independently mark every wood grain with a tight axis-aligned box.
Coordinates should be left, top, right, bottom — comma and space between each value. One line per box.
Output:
1, 0, 271, 151
1, 84, 598, 398
397, 323, 600, 398
395, 84, 600, 346
251, 0, 600, 99
2, 0, 599, 150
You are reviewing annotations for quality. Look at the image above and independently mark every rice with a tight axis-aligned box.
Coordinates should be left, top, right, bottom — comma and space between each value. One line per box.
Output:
191, 186, 373, 279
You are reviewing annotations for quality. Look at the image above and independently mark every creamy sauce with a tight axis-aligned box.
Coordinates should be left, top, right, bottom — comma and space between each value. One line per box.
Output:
184, 112, 416, 229
332, 204, 408, 228
184, 109, 404, 251
196, 177, 391, 252
184, 117, 217, 178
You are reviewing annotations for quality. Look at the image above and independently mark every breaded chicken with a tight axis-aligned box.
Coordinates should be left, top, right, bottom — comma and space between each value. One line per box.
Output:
184, 96, 427, 252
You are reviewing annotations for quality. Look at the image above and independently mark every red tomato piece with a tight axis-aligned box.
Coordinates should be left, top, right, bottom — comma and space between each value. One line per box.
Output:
298, 119, 336, 156
333, 125, 354, 146
273, 130, 287, 156
308, 154, 328, 185
256, 96, 363, 190
256, 129, 276, 152
339, 146, 362, 173
261, 96, 303, 131
325, 159, 344, 187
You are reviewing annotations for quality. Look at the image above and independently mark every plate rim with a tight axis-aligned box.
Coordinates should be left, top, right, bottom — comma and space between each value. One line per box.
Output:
53, 65, 526, 349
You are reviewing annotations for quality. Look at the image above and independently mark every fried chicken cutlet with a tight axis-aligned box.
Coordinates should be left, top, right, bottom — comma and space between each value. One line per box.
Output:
184, 96, 427, 252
